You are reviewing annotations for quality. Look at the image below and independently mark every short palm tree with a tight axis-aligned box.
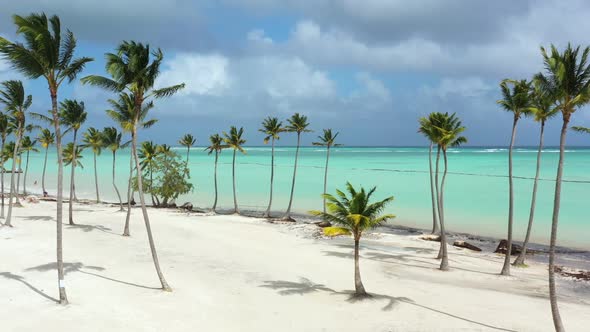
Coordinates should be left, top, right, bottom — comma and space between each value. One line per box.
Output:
60, 99, 87, 225
259, 117, 284, 218
223, 126, 246, 214
139, 141, 159, 206
82, 127, 103, 203
0, 113, 13, 219
205, 134, 225, 213
20, 136, 38, 195
102, 127, 128, 211
310, 183, 394, 297
179, 133, 196, 171
284, 113, 312, 221
496, 79, 531, 276
513, 83, 558, 266
418, 116, 440, 235
0, 13, 93, 304
63, 143, 84, 194
0, 80, 32, 227
312, 129, 342, 223
534, 44, 590, 332
38, 128, 55, 196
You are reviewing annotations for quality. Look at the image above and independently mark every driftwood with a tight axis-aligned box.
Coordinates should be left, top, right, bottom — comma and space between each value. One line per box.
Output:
420, 234, 441, 242
555, 266, 590, 281
453, 240, 482, 252
494, 239, 522, 255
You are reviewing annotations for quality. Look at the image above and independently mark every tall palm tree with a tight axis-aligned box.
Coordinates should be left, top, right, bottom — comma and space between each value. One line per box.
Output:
60, 99, 87, 225
106, 92, 157, 236
205, 134, 225, 213
310, 182, 394, 297
179, 133, 196, 171
82, 127, 103, 203
259, 117, 284, 218
223, 126, 246, 214
63, 143, 84, 198
513, 83, 558, 266
38, 128, 55, 197
102, 127, 128, 211
0, 80, 32, 228
0, 113, 13, 219
139, 141, 159, 206
312, 129, 342, 223
418, 117, 440, 234
0, 13, 93, 304
20, 136, 38, 195
534, 44, 590, 332
15, 124, 36, 199
496, 79, 531, 276
81, 41, 184, 291
431, 112, 467, 271
283, 113, 312, 221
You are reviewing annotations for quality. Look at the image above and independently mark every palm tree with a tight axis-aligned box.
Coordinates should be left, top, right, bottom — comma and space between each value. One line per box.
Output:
223, 126, 246, 214
60, 99, 87, 225
15, 124, 36, 199
82, 127, 103, 203
534, 44, 590, 332
179, 133, 196, 171
38, 128, 55, 197
259, 117, 284, 218
513, 83, 558, 266
0, 80, 32, 228
0, 13, 93, 305
0, 113, 13, 219
310, 182, 394, 297
81, 41, 184, 291
205, 134, 225, 213
102, 127, 128, 211
106, 92, 157, 236
312, 129, 342, 223
20, 136, 38, 195
139, 141, 159, 206
63, 143, 84, 197
283, 113, 312, 221
496, 79, 531, 276
418, 117, 440, 234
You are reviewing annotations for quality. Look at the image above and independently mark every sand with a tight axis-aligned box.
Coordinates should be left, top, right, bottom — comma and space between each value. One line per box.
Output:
1, 200, 589, 332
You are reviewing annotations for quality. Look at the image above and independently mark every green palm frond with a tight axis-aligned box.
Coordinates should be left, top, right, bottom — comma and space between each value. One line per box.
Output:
312, 128, 341, 147
259, 116, 284, 144
285, 113, 312, 134
179, 134, 196, 148
82, 127, 103, 154
223, 126, 246, 154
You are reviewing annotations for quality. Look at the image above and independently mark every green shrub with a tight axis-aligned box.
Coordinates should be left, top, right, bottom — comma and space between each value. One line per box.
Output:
323, 227, 351, 237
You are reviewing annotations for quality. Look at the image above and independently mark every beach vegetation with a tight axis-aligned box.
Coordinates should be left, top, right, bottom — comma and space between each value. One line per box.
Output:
283, 113, 312, 221
259, 117, 284, 218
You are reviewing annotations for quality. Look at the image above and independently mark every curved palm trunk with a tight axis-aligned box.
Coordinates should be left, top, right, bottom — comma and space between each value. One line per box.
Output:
112, 151, 123, 211
514, 121, 545, 266
15, 155, 22, 206
428, 143, 440, 234
23, 150, 30, 195
42, 146, 49, 195
434, 146, 443, 260
131, 127, 171, 291
322, 146, 331, 222
353, 235, 367, 296
185, 146, 190, 176
68, 129, 78, 225
263, 138, 275, 218
149, 167, 156, 207
231, 149, 239, 214
284, 133, 301, 221
212, 150, 219, 213
548, 114, 568, 332
501, 116, 518, 276
4, 126, 22, 227
438, 149, 449, 271
93, 152, 100, 203
123, 149, 133, 236
1, 136, 6, 219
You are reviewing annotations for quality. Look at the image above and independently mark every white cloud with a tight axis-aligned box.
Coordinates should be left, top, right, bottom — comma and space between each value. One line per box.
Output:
157, 54, 230, 96
423, 77, 494, 99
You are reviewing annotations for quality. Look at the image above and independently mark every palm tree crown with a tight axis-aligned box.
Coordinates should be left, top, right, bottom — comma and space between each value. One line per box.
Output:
205, 134, 226, 154
312, 129, 341, 148
60, 99, 87, 133
0, 80, 32, 126
259, 117, 284, 143
106, 92, 157, 133
102, 127, 126, 152
497, 79, 532, 119
82, 127, 103, 155
63, 142, 83, 168
138, 141, 159, 170
431, 112, 468, 151
179, 134, 196, 148
285, 113, 311, 134
38, 128, 55, 148
223, 126, 246, 153
20, 136, 38, 153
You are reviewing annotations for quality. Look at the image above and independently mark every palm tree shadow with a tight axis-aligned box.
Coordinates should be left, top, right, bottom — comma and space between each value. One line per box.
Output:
66, 223, 119, 235
0, 271, 58, 303
20, 215, 55, 221
260, 277, 335, 295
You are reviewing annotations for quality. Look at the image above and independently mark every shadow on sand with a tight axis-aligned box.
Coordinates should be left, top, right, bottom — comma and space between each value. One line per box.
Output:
0, 271, 58, 303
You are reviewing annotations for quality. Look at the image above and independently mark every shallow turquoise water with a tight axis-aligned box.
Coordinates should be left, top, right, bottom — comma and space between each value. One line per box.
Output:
14, 146, 590, 249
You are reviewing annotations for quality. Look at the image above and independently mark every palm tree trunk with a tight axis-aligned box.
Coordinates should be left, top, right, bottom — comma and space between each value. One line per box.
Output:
123, 149, 133, 236
438, 149, 450, 270
1, 136, 5, 219
4, 125, 22, 227
112, 151, 123, 211
284, 133, 301, 221
149, 167, 155, 207
428, 143, 440, 234
68, 129, 78, 225
354, 235, 367, 296
51, 91, 68, 305
23, 150, 30, 195
514, 121, 545, 266
16, 155, 22, 203
501, 116, 518, 276
322, 146, 330, 222
93, 152, 100, 203
548, 114, 568, 332
42, 146, 48, 195
212, 150, 219, 213
264, 138, 275, 218
232, 149, 239, 214
131, 126, 171, 291
434, 146, 443, 259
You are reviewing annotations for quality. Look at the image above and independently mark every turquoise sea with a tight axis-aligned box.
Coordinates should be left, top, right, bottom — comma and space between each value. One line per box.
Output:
15, 146, 590, 249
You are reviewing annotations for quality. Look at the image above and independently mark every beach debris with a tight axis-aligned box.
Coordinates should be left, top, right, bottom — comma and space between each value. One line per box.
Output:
315, 221, 331, 228
494, 240, 522, 255
25, 195, 39, 203
180, 202, 193, 211
554, 266, 590, 281
453, 240, 482, 252
419, 234, 441, 242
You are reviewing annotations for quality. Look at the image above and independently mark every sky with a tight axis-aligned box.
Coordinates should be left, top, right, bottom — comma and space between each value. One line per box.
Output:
2, 0, 590, 146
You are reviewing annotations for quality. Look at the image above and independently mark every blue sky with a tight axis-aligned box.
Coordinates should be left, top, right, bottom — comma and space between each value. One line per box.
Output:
2, 0, 590, 146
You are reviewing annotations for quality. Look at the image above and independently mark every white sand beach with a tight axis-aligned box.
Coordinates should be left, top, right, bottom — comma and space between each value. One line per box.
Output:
1, 200, 589, 332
